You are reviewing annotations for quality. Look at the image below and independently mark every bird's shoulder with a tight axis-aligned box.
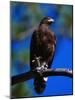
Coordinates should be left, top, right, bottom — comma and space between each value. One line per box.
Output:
31, 29, 40, 43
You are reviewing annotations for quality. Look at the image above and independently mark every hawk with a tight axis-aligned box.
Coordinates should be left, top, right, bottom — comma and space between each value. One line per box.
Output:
30, 17, 56, 94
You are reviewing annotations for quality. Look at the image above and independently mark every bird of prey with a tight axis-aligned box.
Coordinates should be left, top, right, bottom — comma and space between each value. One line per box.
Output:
30, 17, 56, 94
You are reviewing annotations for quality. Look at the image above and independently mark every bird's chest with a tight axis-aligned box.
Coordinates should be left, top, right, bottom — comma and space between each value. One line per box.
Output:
37, 32, 55, 54
39, 32, 52, 47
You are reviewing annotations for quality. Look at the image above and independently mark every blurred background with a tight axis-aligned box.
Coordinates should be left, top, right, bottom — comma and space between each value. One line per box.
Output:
10, 1, 73, 98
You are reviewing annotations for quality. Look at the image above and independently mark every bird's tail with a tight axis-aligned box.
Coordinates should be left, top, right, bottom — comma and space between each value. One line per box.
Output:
34, 77, 48, 94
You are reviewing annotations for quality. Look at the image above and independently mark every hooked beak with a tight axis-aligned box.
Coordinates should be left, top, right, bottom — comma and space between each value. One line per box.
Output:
48, 18, 54, 23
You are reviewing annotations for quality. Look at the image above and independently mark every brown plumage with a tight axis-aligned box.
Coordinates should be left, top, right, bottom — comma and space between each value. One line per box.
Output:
30, 17, 56, 94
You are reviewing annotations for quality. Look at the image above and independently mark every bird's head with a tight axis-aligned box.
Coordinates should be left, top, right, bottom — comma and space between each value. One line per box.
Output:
40, 17, 54, 26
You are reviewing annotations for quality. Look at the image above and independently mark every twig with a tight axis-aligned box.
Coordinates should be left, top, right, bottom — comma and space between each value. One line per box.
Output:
11, 68, 73, 85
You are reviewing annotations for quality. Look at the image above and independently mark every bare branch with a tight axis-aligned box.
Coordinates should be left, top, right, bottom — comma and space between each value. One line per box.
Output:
11, 68, 73, 85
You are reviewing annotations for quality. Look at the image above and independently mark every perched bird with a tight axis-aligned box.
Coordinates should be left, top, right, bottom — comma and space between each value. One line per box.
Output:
30, 17, 56, 94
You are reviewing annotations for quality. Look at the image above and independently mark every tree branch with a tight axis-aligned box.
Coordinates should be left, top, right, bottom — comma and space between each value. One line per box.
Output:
11, 68, 73, 85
